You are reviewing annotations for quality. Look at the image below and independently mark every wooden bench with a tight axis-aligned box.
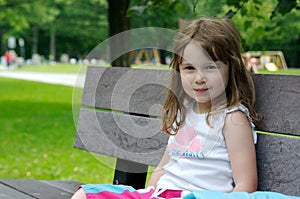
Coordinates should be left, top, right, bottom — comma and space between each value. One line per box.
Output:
0, 179, 81, 199
74, 66, 300, 196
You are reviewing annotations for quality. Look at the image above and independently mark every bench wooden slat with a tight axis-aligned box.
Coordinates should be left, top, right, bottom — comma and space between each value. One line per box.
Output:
0, 183, 33, 199
40, 180, 82, 194
0, 180, 79, 199
256, 134, 300, 195
81, 66, 168, 117
74, 108, 168, 167
253, 74, 300, 135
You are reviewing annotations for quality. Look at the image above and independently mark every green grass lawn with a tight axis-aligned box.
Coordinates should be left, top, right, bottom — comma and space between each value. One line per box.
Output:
257, 68, 300, 75
16, 63, 82, 74
0, 77, 115, 184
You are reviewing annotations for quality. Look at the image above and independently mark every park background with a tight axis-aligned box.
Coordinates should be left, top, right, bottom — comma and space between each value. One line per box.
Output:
0, 0, 299, 185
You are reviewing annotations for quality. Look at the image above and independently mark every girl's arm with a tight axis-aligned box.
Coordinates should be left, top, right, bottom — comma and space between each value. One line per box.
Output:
223, 110, 258, 193
147, 148, 170, 187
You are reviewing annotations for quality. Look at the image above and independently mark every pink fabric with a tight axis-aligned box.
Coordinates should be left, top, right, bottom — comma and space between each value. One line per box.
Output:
81, 184, 183, 199
158, 189, 183, 199
86, 189, 155, 199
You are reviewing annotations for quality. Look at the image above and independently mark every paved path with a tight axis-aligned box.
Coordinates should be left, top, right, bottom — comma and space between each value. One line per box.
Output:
0, 71, 85, 88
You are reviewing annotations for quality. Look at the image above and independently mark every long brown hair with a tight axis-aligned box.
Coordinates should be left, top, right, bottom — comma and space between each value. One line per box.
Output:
162, 17, 260, 135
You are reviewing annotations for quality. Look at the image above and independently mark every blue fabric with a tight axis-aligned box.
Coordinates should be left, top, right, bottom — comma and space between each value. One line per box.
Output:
81, 184, 135, 194
183, 190, 300, 199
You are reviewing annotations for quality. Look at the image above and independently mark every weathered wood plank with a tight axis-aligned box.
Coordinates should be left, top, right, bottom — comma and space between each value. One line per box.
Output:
0, 183, 33, 199
74, 108, 168, 167
253, 74, 300, 135
40, 180, 82, 194
0, 180, 77, 199
256, 133, 300, 195
81, 66, 168, 117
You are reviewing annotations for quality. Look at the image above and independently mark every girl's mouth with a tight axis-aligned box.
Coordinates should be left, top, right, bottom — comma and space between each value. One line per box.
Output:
194, 88, 209, 94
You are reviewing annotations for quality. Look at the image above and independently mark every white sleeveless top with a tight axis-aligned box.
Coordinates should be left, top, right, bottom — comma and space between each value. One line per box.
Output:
156, 103, 256, 193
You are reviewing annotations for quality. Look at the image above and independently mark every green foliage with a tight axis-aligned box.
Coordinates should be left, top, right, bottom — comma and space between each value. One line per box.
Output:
0, 0, 299, 67
224, 0, 299, 19
194, 0, 227, 17
0, 0, 108, 59
0, 0, 59, 32
271, 0, 298, 18
222, 0, 300, 68
129, 0, 202, 29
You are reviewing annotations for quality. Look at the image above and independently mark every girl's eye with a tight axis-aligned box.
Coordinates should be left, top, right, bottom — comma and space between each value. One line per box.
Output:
184, 65, 195, 70
205, 65, 217, 70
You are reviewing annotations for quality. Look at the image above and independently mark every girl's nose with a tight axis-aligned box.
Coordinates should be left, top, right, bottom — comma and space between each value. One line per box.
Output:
195, 71, 206, 83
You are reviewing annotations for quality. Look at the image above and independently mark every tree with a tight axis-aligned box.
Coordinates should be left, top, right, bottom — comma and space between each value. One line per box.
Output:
0, 0, 37, 10
0, 0, 39, 55
0, 0, 60, 57
129, 0, 198, 64
224, 0, 300, 67
52, 0, 107, 60
107, 0, 131, 67
0, 0, 298, 66
127, 0, 300, 67
0, 0, 108, 60
224, 0, 299, 19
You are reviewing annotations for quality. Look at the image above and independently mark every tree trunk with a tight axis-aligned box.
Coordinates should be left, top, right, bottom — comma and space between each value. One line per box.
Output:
108, 0, 130, 67
32, 25, 38, 55
49, 24, 56, 61
0, 30, 3, 54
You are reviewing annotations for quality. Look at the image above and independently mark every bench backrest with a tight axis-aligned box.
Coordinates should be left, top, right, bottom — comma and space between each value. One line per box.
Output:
74, 66, 300, 195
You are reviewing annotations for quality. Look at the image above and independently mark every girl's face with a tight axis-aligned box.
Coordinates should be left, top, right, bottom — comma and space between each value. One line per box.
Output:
179, 42, 229, 112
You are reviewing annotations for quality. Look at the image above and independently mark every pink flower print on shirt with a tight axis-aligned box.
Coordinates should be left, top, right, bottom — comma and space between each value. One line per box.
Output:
168, 126, 204, 158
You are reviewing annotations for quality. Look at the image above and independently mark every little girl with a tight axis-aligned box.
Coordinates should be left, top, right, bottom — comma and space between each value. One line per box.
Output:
71, 16, 260, 199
